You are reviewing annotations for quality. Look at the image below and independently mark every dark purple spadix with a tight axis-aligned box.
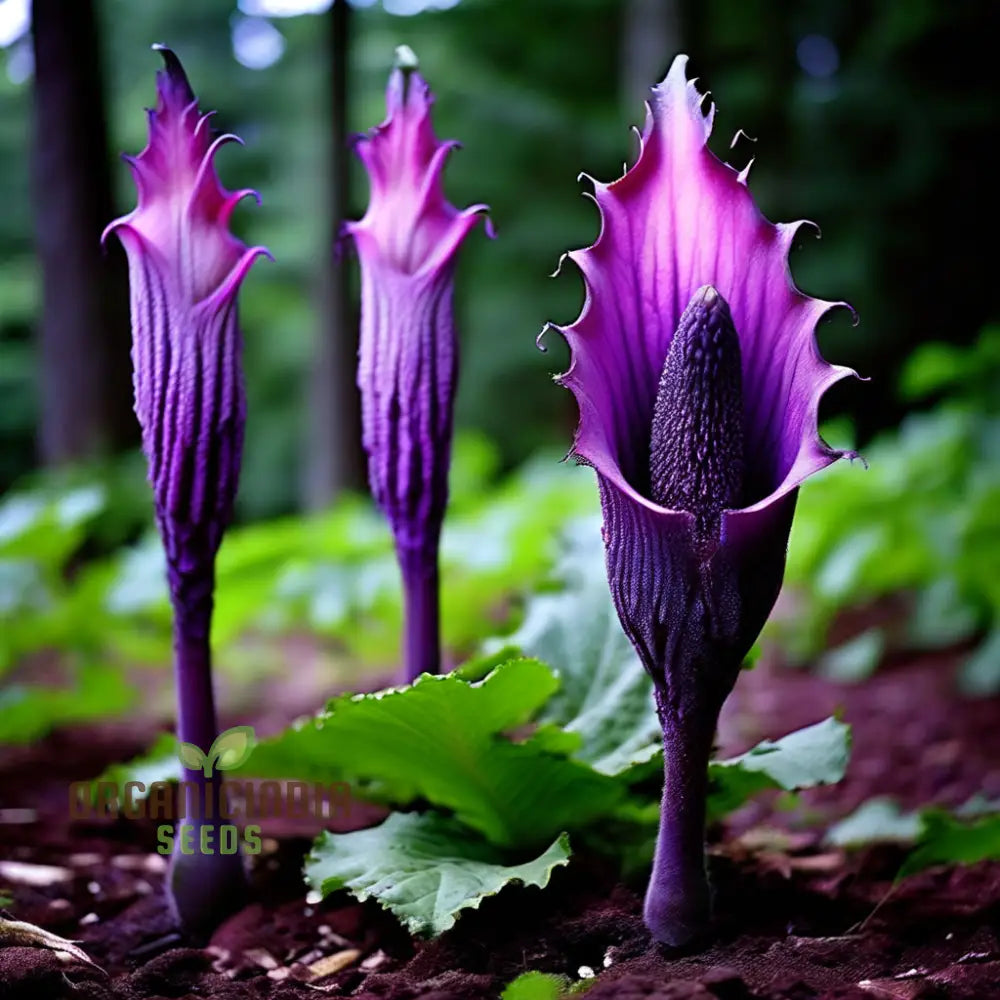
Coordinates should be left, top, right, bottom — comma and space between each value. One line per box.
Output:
104, 46, 269, 933
650, 285, 745, 554
347, 50, 491, 683
548, 55, 859, 947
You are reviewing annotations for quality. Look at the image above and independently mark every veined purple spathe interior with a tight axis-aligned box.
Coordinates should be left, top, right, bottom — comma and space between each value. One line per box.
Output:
552, 55, 858, 535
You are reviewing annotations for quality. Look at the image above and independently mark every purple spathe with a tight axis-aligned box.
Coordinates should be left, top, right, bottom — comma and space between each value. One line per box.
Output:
104, 46, 269, 932
549, 55, 859, 946
347, 63, 491, 682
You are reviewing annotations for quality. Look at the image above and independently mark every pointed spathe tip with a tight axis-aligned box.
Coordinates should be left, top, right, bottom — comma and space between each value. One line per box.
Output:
393, 44, 419, 72
151, 43, 195, 106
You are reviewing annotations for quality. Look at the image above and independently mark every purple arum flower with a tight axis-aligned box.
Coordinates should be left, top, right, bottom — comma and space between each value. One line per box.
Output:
546, 56, 859, 946
347, 48, 491, 682
103, 46, 269, 933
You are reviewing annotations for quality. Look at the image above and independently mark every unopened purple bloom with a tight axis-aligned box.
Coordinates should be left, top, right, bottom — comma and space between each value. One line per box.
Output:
104, 46, 268, 932
347, 53, 491, 682
548, 56, 858, 946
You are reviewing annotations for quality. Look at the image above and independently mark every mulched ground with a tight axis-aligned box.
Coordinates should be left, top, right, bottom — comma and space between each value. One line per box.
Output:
2, 640, 1000, 1000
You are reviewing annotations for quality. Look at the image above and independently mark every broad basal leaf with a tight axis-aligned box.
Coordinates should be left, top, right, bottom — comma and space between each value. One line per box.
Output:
900, 810, 1000, 878
708, 716, 851, 821
488, 519, 660, 777
244, 659, 622, 848
825, 797, 922, 848
305, 812, 570, 936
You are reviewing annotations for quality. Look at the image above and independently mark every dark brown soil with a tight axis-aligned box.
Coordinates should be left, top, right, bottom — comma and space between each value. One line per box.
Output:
2, 644, 1000, 1000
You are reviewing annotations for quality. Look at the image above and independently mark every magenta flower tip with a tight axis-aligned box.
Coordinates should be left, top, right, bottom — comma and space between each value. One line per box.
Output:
349, 63, 492, 277
104, 46, 269, 308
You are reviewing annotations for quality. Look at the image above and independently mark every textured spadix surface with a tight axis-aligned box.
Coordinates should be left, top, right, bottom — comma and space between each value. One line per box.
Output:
347, 61, 490, 678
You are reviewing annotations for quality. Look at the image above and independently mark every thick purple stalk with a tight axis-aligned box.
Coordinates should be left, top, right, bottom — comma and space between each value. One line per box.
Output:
645, 687, 716, 946
169, 584, 244, 931
347, 53, 490, 682
399, 547, 441, 683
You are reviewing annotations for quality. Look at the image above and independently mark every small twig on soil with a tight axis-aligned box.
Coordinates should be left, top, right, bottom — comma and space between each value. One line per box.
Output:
850, 881, 901, 934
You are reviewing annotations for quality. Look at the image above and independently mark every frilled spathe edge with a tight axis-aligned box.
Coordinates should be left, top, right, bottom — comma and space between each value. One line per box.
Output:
107, 224, 271, 316
102, 46, 270, 304
346, 64, 493, 278
547, 54, 861, 536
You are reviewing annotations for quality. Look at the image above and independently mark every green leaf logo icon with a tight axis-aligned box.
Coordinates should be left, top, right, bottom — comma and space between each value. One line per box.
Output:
208, 726, 255, 774
177, 742, 207, 772
176, 726, 255, 777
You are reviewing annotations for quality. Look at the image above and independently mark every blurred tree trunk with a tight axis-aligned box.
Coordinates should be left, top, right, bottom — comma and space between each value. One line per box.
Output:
621, 0, 682, 110
303, 0, 365, 509
30, 0, 136, 465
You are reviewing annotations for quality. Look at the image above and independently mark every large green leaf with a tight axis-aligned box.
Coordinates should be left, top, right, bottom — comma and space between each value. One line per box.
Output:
900, 810, 1000, 878
490, 519, 660, 778
305, 812, 570, 936
244, 659, 623, 848
708, 716, 851, 821
0, 663, 133, 745
825, 798, 922, 848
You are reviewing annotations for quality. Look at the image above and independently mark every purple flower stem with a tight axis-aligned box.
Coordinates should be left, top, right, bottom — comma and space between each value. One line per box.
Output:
399, 547, 441, 682
644, 684, 717, 948
167, 578, 245, 934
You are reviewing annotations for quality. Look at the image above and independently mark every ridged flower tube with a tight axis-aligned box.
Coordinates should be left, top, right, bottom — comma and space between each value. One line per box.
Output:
547, 56, 859, 946
103, 47, 269, 933
347, 52, 490, 682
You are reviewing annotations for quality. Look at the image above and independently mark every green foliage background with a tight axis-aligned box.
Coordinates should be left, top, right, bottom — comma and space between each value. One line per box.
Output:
2, 0, 997, 512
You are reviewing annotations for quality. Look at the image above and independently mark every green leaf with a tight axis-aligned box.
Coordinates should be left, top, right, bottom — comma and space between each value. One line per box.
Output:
815, 629, 885, 683
490, 519, 660, 777
0, 663, 133, 746
305, 812, 571, 937
502, 971, 573, 1000
244, 660, 622, 848
825, 797, 922, 848
177, 742, 207, 772
98, 732, 179, 792
906, 578, 980, 650
958, 629, 1000, 696
900, 810, 1000, 878
208, 725, 255, 771
708, 717, 851, 821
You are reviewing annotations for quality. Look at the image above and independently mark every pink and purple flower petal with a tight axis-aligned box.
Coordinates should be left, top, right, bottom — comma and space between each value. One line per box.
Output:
104, 46, 269, 932
347, 51, 491, 681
